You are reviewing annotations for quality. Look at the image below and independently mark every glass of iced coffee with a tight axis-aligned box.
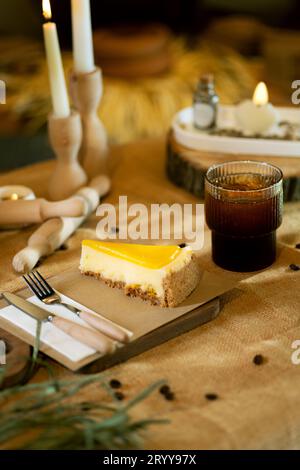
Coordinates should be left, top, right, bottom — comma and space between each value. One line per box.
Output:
205, 161, 283, 272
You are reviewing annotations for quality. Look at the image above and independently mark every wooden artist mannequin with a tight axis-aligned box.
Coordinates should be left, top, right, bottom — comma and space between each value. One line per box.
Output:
13, 175, 111, 273
0, 197, 85, 229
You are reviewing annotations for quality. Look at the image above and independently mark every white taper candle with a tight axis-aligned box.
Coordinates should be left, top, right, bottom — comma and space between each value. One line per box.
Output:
43, 0, 70, 118
71, 0, 95, 74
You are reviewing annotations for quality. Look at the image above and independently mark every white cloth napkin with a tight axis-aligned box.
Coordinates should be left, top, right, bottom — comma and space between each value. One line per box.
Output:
0, 293, 100, 362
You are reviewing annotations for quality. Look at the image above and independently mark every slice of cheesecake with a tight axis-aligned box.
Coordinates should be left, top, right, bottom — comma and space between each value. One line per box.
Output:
80, 241, 201, 307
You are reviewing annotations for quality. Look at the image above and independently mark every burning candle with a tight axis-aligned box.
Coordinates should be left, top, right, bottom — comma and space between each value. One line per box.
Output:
71, 0, 95, 74
42, 0, 70, 118
235, 82, 279, 135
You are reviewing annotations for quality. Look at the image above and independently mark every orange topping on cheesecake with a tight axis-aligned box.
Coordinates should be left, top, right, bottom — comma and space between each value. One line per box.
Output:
82, 240, 183, 269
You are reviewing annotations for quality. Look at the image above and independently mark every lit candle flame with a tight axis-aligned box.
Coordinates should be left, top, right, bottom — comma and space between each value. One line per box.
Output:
43, 0, 52, 20
253, 82, 269, 106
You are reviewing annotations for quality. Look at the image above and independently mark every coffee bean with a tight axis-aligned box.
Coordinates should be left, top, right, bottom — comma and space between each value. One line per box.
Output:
253, 354, 265, 365
159, 384, 175, 400
205, 393, 218, 401
114, 391, 125, 401
295, 243, 300, 250
109, 379, 122, 389
159, 384, 171, 395
58, 244, 68, 251
164, 391, 175, 401
289, 264, 300, 271
178, 243, 187, 248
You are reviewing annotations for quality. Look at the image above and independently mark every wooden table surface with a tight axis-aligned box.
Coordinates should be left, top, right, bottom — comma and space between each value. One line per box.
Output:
1, 136, 300, 449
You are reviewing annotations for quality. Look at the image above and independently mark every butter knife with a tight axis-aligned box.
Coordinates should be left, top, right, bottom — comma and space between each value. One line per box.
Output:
2, 292, 115, 355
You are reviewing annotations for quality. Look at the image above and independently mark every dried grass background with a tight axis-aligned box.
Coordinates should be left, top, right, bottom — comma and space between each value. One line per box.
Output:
0, 37, 255, 143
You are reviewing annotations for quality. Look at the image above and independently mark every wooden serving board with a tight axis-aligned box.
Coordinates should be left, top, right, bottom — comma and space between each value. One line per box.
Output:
167, 131, 300, 202
0, 268, 236, 372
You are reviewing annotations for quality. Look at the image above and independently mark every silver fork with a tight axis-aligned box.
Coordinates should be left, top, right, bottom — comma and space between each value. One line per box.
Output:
23, 271, 129, 344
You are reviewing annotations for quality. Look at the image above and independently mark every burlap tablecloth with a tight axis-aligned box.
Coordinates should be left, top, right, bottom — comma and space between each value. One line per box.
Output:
1, 137, 300, 450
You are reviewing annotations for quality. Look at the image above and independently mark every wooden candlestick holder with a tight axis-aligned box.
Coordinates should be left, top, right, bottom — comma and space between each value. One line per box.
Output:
70, 67, 108, 179
48, 110, 87, 201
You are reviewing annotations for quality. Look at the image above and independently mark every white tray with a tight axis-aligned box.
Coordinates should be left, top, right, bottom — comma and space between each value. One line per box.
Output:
172, 106, 300, 158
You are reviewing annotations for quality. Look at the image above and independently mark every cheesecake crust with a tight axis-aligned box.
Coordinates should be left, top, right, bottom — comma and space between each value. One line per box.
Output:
162, 255, 201, 307
80, 255, 200, 308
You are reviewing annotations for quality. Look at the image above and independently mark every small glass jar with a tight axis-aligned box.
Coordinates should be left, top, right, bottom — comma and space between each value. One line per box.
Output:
193, 74, 219, 130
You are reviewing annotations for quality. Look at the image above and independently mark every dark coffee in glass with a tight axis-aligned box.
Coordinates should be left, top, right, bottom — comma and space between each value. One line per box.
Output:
205, 161, 283, 272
